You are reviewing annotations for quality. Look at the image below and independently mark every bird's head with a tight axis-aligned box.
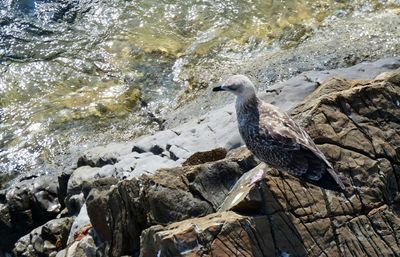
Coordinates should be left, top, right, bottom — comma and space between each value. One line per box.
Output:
213, 75, 256, 99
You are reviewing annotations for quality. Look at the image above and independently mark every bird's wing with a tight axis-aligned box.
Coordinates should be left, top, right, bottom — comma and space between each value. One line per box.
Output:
258, 102, 330, 166
258, 102, 345, 190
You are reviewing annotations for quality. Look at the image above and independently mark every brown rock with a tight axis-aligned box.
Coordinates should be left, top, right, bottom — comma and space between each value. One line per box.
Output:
374, 69, 400, 84
140, 211, 307, 257
86, 150, 257, 256
183, 148, 227, 166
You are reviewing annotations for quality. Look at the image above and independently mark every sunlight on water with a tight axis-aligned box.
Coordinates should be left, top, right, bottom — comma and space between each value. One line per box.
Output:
0, 0, 399, 173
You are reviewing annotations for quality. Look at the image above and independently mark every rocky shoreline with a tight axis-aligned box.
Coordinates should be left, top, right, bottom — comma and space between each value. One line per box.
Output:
1, 58, 400, 257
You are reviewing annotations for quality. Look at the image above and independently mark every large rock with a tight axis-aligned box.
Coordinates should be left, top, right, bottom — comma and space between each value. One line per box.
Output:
139, 70, 400, 256
0, 174, 61, 252
140, 211, 305, 257
13, 217, 74, 257
86, 148, 257, 256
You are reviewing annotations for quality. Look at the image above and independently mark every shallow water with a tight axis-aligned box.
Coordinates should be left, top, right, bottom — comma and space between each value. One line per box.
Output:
0, 0, 399, 174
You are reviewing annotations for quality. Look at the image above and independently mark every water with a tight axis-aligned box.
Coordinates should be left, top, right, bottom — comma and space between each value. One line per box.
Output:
0, 0, 399, 174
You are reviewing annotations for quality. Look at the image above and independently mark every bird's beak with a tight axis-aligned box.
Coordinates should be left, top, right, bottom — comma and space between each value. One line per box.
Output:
212, 86, 224, 92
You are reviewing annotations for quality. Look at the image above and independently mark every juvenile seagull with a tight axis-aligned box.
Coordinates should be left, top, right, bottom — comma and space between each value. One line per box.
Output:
213, 75, 345, 190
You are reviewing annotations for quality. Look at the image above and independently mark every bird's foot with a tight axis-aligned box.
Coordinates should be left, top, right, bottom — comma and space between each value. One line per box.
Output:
249, 168, 267, 186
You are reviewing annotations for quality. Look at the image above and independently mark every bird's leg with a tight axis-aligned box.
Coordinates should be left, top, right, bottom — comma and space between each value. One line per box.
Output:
249, 164, 268, 186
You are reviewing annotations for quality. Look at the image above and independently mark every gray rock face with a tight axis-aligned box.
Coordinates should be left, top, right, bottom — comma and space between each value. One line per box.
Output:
13, 217, 74, 257
0, 174, 61, 251
77, 142, 133, 168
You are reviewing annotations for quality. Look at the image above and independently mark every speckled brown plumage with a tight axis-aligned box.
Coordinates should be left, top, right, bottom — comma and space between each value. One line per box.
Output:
213, 75, 345, 190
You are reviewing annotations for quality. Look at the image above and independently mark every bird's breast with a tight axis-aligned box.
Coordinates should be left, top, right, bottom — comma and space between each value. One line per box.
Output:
237, 120, 261, 144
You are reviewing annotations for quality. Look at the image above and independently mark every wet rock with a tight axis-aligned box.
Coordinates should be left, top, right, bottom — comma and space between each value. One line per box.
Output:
0, 174, 61, 251
128, 104, 243, 165
13, 217, 73, 257
291, 71, 400, 209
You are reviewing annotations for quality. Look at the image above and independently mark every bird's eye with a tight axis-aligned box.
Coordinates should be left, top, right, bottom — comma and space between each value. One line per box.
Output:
227, 84, 239, 90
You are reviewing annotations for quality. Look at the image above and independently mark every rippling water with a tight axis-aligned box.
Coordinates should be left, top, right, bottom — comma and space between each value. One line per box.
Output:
0, 0, 399, 174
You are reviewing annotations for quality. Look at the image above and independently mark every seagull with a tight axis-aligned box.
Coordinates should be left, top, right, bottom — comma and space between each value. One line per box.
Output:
213, 75, 345, 191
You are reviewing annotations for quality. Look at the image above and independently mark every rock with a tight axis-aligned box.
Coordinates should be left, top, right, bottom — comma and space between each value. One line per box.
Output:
140, 211, 306, 257
58, 171, 72, 210
219, 164, 269, 214
0, 173, 16, 190
113, 151, 180, 179
85, 187, 114, 244
77, 142, 133, 168
0, 174, 61, 251
124, 154, 180, 178
55, 234, 97, 257
64, 165, 117, 214
65, 193, 85, 216
187, 161, 245, 209
67, 204, 91, 245
81, 177, 119, 199
182, 148, 227, 166
86, 176, 212, 257
375, 69, 400, 84
67, 165, 115, 196
132, 130, 178, 154
13, 217, 74, 257
66, 151, 179, 216
291, 72, 400, 209
86, 150, 257, 256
